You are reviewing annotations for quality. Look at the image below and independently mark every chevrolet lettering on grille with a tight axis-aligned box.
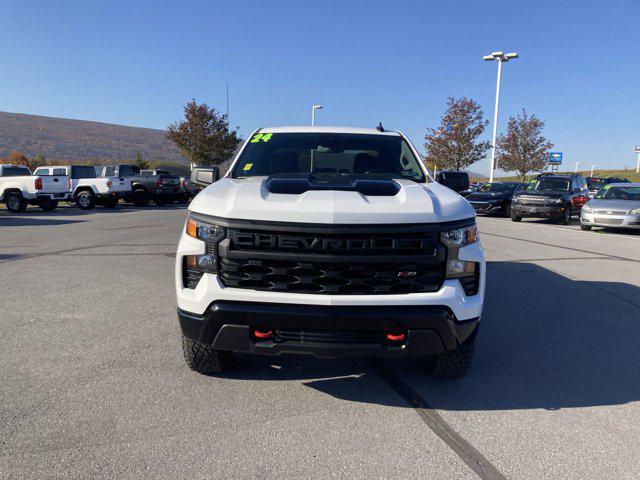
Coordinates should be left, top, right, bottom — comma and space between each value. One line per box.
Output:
229, 231, 428, 252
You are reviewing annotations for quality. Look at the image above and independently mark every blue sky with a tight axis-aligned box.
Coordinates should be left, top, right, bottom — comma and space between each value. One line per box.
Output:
0, 0, 638, 175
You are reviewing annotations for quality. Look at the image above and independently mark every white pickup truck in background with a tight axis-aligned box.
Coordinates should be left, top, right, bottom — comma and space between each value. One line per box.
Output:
34, 165, 132, 209
0, 164, 71, 212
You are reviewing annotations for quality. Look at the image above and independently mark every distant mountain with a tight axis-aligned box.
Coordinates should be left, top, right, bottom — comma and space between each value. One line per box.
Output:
0, 111, 185, 163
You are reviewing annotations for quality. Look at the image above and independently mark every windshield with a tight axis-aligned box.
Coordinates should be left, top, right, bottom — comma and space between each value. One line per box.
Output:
71, 166, 97, 179
527, 177, 570, 192
2, 166, 31, 176
595, 185, 640, 200
587, 177, 606, 189
231, 132, 425, 182
478, 182, 518, 193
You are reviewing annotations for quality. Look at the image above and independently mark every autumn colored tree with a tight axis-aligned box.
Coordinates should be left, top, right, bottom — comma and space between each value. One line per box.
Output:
133, 152, 150, 170
166, 100, 240, 166
497, 110, 553, 181
424, 97, 491, 172
7, 151, 29, 166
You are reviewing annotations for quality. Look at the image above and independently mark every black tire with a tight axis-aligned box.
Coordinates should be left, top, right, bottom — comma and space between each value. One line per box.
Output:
154, 195, 167, 206
132, 189, 149, 207
5, 192, 28, 213
102, 196, 118, 208
505, 204, 512, 218
426, 343, 475, 379
178, 194, 190, 204
510, 210, 522, 222
580, 224, 592, 231
559, 207, 571, 225
39, 200, 58, 212
76, 191, 96, 210
182, 336, 235, 374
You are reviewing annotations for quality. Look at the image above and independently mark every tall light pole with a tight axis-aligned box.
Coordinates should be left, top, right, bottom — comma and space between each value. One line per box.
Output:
311, 105, 323, 126
575, 161, 581, 173
483, 51, 519, 183
590, 165, 596, 177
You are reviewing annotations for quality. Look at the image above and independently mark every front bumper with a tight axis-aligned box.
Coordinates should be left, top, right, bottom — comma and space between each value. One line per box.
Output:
178, 302, 479, 358
581, 211, 640, 229
512, 203, 566, 218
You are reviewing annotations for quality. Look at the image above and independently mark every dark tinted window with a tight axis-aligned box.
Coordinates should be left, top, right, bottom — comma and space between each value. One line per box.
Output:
2, 166, 31, 176
527, 177, 571, 192
437, 172, 469, 189
52, 168, 66, 176
232, 133, 425, 182
119, 165, 140, 177
70, 166, 97, 179
478, 182, 519, 193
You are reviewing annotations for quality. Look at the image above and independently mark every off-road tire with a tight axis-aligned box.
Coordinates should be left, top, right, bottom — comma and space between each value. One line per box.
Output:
426, 343, 475, 379
580, 224, 592, 231
5, 192, 28, 213
510, 210, 522, 222
39, 200, 58, 212
132, 189, 149, 207
102, 196, 118, 208
181, 335, 235, 374
76, 191, 95, 210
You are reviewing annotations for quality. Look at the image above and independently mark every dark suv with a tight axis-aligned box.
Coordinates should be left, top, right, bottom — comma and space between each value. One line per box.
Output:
511, 173, 590, 224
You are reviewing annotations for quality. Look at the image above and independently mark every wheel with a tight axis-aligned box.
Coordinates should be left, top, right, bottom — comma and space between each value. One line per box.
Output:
102, 196, 118, 208
425, 342, 475, 379
178, 194, 190, 204
5, 192, 28, 213
76, 191, 95, 210
580, 224, 592, 231
505, 204, 512, 218
559, 207, 571, 225
510, 210, 522, 222
39, 200, 58, 212
181, 335, 235, 374
154, 195, 167, 206
132, 189, 149, 207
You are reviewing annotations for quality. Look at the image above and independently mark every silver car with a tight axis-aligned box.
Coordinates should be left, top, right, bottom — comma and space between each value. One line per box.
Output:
580, 183, 640, 230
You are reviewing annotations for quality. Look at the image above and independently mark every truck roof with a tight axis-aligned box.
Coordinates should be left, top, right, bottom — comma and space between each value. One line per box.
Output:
259, 126, 401, 136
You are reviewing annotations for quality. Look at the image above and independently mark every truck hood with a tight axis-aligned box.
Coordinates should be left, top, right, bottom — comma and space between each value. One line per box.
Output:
189, 177, 475, 224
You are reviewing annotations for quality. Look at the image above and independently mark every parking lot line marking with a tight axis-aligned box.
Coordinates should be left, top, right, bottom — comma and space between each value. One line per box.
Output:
367, 359, 508, 480
479, 232, 640, 264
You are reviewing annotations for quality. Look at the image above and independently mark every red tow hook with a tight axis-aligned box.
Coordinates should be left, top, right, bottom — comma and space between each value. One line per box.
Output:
253, 328, 273, 340
386, 332, 406, 342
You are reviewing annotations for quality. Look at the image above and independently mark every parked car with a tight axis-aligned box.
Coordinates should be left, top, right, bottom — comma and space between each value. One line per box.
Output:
0, 164, 71, 212
436, 171, 470, 194
511, 173, 590, 224
176, 126, 485, 378
580, 183, 640, 231
466, 182, 526, 216
586, 176, 631, 197
96, 164, 181, 206
34, 165, 131, 210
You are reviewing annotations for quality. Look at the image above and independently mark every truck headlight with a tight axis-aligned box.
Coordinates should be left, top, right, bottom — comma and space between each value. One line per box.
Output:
630, 208, 640, 215
441, 225, 478, 278
548, 198, 563, 204
184, 216, 226, 274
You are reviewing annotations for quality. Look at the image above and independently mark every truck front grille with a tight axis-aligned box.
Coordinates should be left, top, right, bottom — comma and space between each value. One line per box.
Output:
272, 329, 383, 344
219, 257, 444, 295
216, 224, 447, 295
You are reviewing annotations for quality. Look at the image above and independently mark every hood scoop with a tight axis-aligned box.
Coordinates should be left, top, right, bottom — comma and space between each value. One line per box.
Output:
264, 174, 401, 196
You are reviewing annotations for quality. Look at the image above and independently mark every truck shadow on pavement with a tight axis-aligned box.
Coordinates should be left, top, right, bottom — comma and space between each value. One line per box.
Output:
0, 217, 85, 226
224, 261, 640, 411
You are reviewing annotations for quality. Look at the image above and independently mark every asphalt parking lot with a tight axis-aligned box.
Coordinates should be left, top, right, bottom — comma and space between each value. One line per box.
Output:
1, 206, 639, 479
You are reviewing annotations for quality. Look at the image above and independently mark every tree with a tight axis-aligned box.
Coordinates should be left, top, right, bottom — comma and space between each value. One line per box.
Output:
30, 154, 48, 169
133, 152, 150, 170
166, 100, 240, 166
424, 97, 491, 172
497, 110, 553, 181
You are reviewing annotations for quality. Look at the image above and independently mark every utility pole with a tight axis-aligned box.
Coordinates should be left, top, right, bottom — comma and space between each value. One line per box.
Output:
311, 105, 323, 126
575, 162, 581, 173
483, 51, 519, 182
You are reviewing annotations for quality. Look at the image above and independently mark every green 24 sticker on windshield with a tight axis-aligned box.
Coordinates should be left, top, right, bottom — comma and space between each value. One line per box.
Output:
250, 133, 273, 143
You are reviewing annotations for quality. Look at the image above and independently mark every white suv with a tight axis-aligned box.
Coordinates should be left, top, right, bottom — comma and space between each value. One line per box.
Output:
175, 126, 485, 377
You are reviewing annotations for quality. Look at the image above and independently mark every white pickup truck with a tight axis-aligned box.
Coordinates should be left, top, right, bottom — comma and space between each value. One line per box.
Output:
34, 165, 132, 209
0, 164, 71, 212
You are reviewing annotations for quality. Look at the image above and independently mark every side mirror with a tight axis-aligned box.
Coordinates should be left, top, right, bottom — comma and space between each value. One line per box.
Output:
190, 166, 220, 187
436, 172, 470, 193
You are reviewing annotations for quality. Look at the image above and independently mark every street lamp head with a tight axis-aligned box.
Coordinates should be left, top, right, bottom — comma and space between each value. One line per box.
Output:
312, 105, 323, 110
505, 52, 519, 59
483, 55, 495, 61
490, 51, 504, 57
